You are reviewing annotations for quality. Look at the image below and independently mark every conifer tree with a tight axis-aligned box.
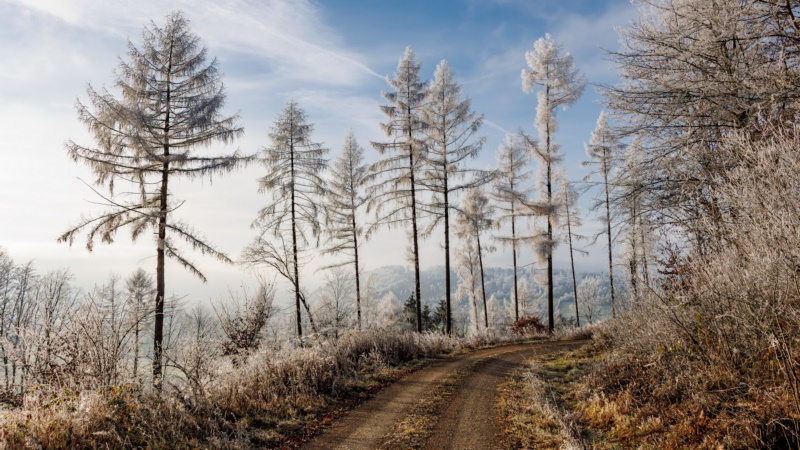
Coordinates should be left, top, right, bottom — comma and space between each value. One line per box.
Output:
59, 12, 249, 386
125, 268, 153, 383
522, 33, 586, 332
368, 47, 427, 333
420, 60, 489, 335
612, 141, 652, 300
491, 134, 533, 322
583, 111, 623, 318
322, 131, 369, 329
242, 100, 328, 341
557, 173, 586, 326
453, 187, 495, 329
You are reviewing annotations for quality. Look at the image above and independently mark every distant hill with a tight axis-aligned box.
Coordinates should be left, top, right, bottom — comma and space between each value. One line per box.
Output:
361, 265, 614, 320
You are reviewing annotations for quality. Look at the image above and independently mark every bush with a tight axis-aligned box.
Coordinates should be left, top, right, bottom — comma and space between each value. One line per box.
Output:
511, 316, 546, 335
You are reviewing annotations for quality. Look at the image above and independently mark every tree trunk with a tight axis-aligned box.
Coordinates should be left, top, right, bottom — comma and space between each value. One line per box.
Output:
153, 40, 173, 389
546, 110, 554, 333
290, 120, 303, 342
410, 149, 422, 334
565, 188, 580, 327
352, 217, 362, 331
638, 201, 650, 288
477, 230, 488, 329
602, 150, 616, 318
511, 204, 519, 322
443, 142, 451, 335
629, 201, 639, 300
133, 297, 140, 383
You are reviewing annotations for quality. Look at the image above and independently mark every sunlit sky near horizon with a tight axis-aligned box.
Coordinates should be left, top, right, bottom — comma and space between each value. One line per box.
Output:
0, 0, 638, 306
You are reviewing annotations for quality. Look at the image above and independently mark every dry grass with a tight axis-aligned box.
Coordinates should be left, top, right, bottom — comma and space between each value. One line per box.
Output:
502, 328, 800, 449
572, 333, 800, 450
497, 348, 589, 449
0, 330, 515, 449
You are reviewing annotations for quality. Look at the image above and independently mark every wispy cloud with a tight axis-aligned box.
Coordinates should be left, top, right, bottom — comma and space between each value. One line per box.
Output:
552, 2, 639, 84
7, 0, 382, 87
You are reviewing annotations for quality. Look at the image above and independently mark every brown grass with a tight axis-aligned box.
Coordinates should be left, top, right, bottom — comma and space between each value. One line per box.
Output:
501, 332, 800, 449
497, 348, 589, 449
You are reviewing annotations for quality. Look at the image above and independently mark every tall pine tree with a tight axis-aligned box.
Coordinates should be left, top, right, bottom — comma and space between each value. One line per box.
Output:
522, 33, 585, 332
321, 131, 369, 329
368, 47, 427, 333
420, 60, 488, 335
242, 100, 328, 341
60, 12, 249, 387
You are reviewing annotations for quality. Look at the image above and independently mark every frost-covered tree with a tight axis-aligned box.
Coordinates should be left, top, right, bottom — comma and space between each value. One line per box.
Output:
321, 132, 368, 330
368, 47, 427, 333
242, 100, 328, 341
604, 0, 800, 246
213, 282, 275, 358
579, 275, 605, 324
315, 267, 354, 339
454, 187, 495, 329
0, 254, 36, 390
125, 268, 153, 383
454, 236, 482, 335
420, 60, 489, 335
522, 33, 586, 332
558, 173, 586, 326
58, 12, 249, 386
612, 141, 653, 301
491, 134, 533, 322
583, 111, 623, 318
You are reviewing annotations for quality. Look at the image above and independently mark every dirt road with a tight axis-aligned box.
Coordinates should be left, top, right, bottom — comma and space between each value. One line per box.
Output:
302, 340, 586, 450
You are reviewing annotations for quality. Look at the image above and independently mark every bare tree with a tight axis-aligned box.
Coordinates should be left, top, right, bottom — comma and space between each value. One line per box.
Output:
420, 60, 489, 335
242, 100, 327, 341
213, 282, 275, 358
583, 111, 623, 318
74, 275, 145, 387
453, 188, 495, 329
169, 304, 218, 398
368, 46, 428, 333
491, 134, 533, 322
58, 12, 250, 387
522, 33, 586, 332
315, 267, 355, 339
0, 260, 35, 390
321, 131, 368, 330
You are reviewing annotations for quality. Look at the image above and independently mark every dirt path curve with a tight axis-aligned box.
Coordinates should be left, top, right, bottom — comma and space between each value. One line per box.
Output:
302, 340, 586, 450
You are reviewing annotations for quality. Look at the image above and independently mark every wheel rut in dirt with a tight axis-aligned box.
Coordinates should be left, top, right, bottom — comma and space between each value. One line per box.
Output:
301, 340, 587, 450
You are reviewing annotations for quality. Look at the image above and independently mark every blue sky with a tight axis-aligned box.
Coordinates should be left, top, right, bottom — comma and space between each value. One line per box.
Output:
0, 0, 638, 304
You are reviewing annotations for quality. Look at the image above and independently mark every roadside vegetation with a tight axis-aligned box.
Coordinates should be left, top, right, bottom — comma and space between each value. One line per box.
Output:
0, 329, 517, 448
